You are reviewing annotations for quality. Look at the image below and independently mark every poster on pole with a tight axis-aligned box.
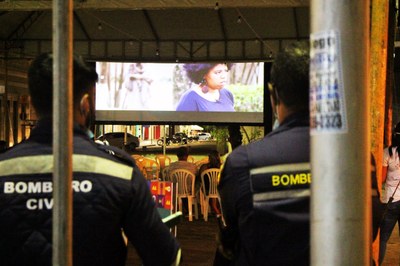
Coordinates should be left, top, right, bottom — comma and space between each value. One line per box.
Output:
310, 30, 347, 135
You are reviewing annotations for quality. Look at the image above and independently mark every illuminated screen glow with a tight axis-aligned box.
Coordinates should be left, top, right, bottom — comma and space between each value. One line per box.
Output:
95, 62, 264, 124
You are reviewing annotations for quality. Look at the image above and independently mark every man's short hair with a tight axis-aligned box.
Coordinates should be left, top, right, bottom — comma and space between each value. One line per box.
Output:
270, 43, 310, 111
28, 53, 98, 117
176, 147, 189, 160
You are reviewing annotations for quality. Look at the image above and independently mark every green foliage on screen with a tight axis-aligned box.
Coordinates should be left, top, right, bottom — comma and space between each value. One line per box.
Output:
228, 84, 264, 112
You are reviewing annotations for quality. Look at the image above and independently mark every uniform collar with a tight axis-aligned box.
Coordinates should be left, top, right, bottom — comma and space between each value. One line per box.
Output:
279, 111, 309, 128
270, 111, 309, 136
30, 117, 90, 143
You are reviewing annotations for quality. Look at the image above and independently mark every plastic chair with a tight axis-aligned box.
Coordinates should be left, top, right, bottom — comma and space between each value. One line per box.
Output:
170, 169, 199, 221
132, 158, 147, 178
136, 157, 160, 180
187, 155, 195, 163
155, 154, 172, 170
131, 154, 146, 175
200, 168, 221, 221
131, 154, 143, 161
195, 157, 209, 167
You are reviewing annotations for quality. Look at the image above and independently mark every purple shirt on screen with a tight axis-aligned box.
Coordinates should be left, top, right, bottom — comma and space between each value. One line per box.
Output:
176, 88, 234, 112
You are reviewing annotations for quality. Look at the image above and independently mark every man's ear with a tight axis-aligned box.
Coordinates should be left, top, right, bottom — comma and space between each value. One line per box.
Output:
270, 94, 277, 118
80, 94, 90, 116
271, 87, 280, 105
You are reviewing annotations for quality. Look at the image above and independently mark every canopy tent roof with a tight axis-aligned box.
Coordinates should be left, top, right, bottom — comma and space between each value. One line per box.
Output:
0, 0, 310, 62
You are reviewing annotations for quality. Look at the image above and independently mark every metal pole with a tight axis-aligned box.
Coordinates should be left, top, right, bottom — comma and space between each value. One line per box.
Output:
52, 0, 73, 265
124, 126, 127, 147
371, 0, 390, 189
4, 52, 9, 146
370, 1, 390, 261
163, 125, 166, 155
310, 0, 370, 265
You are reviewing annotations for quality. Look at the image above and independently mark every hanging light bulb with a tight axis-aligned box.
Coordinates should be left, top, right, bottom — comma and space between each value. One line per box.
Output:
214, 2, 219, 10
237, 16, 242, 24
155, 49, 160, 56
97, 22, 103, 30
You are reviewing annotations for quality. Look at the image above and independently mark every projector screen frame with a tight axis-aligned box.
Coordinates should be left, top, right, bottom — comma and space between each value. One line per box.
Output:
94, 60, 270, 126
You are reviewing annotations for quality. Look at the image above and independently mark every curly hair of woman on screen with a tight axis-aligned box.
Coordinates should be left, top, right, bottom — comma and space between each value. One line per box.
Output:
176, 63, 235, 112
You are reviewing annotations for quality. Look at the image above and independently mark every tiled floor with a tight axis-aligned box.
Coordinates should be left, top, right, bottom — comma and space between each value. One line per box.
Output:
126, 214, 400, 265
126, 215, 219, 266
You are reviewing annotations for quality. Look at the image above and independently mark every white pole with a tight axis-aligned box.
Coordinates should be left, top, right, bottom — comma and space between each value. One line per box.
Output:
310, 0, 370, 265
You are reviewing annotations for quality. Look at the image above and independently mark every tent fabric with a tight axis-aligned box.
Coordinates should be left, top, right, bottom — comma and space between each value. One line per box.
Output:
0, 1, 310, 62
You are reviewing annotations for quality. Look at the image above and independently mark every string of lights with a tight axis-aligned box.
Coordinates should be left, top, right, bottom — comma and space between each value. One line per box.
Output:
82, 10, 142, 43
235, 7, 274, 56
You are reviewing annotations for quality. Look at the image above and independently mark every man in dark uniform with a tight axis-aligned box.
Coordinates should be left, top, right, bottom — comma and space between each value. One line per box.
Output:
217, 45, 310, 265
0, 53, 181, 266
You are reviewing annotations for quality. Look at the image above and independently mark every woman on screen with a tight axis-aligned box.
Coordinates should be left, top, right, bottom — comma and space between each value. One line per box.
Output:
176, 63, 235, 112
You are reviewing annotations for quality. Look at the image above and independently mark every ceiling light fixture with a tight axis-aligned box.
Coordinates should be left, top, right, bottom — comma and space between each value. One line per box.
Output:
155, 49, 160, 56
214, 2, 219, 10
237, 16, 242, 24
97, 23, 103, 30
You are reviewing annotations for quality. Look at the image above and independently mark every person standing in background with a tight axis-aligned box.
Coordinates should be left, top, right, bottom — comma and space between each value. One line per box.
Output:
379, 122, 400, 264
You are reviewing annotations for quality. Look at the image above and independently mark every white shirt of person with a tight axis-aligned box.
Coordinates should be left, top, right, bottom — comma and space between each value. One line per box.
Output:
383, 146, 400, 203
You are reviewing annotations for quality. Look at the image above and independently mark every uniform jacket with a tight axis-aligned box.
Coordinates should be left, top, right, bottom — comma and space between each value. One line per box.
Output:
218, 112, 310, 266
0, 119, 180, 266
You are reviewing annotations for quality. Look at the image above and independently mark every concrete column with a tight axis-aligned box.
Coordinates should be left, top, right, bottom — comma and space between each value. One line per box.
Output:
310, 0, 370, 265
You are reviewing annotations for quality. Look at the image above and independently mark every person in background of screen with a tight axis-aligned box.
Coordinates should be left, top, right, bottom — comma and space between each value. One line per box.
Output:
176, 63, 235, 112
168, 146, 198, 177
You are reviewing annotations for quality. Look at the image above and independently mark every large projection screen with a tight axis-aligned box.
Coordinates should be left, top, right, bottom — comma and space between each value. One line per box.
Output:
95, 62, 264, 124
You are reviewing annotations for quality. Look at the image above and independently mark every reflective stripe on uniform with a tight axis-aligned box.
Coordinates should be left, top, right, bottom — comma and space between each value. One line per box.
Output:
250, 162, 311, 176
253, 188, 310, 201
0, 154, 133, 180
250, 162, 311, 201
171, 248, 182, 266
